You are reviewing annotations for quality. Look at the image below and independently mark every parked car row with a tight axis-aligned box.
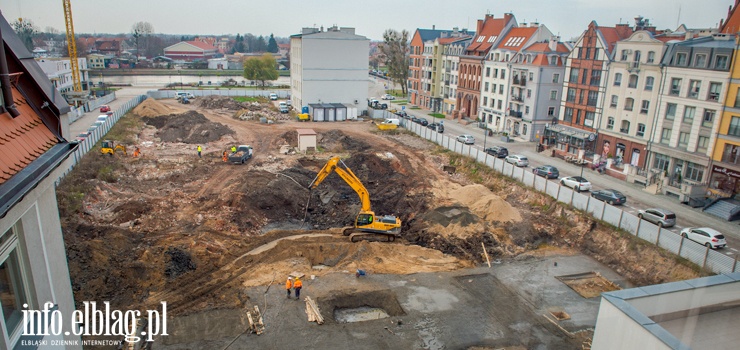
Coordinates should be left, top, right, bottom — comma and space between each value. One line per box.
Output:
484, 146, 508, 158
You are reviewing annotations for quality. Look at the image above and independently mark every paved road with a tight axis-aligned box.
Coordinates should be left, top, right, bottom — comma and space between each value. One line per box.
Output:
387, 99, 740, 256
69, 87, 159, 136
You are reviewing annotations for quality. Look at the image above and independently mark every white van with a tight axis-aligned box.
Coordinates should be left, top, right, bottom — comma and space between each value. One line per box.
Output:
269, 93, 278, 100
382, 118, 400, 126
175, 91, 195, 100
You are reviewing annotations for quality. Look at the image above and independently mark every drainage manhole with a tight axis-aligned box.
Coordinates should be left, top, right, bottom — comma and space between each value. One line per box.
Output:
335, 307, 390, 323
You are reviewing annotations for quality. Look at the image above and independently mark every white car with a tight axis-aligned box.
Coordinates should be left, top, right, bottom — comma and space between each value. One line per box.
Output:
269, 93, 278, 100
505, 155, 529, 167
560, 176, 592, 192
680, 227, 726, 249
456, 134, 475, 144
381, 94, 395, 100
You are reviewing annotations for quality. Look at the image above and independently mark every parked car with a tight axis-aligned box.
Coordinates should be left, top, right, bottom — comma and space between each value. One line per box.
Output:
637, 208, 676, 228
428, 123, 444, 133
411, 116, 420, 123
396, 111, 408, 118
533, 165, 559, 179
381, 94, 395, 100
559, 176, 592, 192
99, 105, 110, 113
457, 134, 475, 144
269, 93, 278, 100
680, 227, 726, 249
590, 189, 626, 205
419, 119, 429, 126
175, 92, 195, 100
484, 146, 508, 158
75, 131, 90, 142
505, 155, 529, 167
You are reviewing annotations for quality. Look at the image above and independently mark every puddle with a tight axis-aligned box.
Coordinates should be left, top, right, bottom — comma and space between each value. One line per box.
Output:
334, 307, 390, 323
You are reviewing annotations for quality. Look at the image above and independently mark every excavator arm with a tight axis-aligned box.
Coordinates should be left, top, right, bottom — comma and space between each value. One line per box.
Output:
309, 156, 371, 212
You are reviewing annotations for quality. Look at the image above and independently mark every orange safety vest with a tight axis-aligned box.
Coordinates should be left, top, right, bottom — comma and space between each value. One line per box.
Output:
294, 279, 302, 288
285, 279, 293, 289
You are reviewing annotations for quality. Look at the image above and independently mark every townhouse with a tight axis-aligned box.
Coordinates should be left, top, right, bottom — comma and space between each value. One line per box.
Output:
409, 28, 460, 110
649, 35, 734, 202
548, 21, 633, 159
455, 13, 517, 119
440, 33, 474, 115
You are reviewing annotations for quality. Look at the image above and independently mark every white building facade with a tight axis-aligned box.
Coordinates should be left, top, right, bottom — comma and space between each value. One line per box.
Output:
35, 57, 90, 95
290, 26, 370, 113
441, 40, 469, 114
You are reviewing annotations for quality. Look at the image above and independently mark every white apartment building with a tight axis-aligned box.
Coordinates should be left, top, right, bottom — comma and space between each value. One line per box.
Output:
290, 26, 369, 113
650, 34, 734, 201
35, 57, 90, 96
441, 40, 468, 114
600, 31, 672, 171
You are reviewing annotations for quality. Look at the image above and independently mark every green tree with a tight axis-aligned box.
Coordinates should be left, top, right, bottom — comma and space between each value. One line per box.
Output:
11, 18, 38, 52
232, 33, 246, 53
379, 29, 410, 95
267, 33, 278, 53
242, 54, 278, 89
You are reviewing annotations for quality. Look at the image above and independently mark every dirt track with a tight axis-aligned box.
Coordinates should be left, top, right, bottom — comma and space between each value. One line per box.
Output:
57, 97, 707, 347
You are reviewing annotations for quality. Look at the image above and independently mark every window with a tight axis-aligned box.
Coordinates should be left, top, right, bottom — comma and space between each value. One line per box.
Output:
591, 70, 601, 86
575, 110, 581, 124
553, 73, 560, 83
550, 90, 557, 100
483, 97, 488, 106
0, 226, 30, 342
678, 132, 690, 147
676, 52, 687, 65
628, 74, 638, 88
670, 78, 682, 95
697, 136, 709, 151
640, 100, 650, 114
525, 106, 530, 114
694, 54, 708, 68
486, 67, 490, 77
484, 82, 489, 92
703, 109, 715, 127
620, 120, 630, 133
548, 107, 555, 116
683, 106, 695, 123
564, 107, 574, 123
688, 80, 700, 98
566, 88, 576, 102
647, 51, 655, 63
501, 70, 505, 79
527, 89, 531, 98
624, 97, 634, 111
645, 76, 655, 91
614, 73, 622, 86
685, 162, 705, 182
661, 128, 672, 144
637, 123, 646, 137
735, 88, 740, 108
550, 56, 558, 65
499, 85, 504, 94
582, 91, 595, 106
729, 116, 740, 136
708, 82, 721, 101
610, 95, 618, 108
494, 68, 498, 78
634, 50, 642, 63
607, 117, 615, 129
715, 55, 729, 70
585, 48, 591, 59
570, 68, 579, 83
585, 111, 595, 127
654, 153, 670, 171
529, 72, 534, 81
497, 99, 502, 109
581, 69, 588, 84
621, 49, 628, 61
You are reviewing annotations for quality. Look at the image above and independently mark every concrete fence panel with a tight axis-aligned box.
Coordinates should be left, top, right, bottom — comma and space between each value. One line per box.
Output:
512, 166, 525, 182
522, 171, 536, 189
679, 241, 708, 267
587, 199, 604, 219
557, 186, 573, 204
705, 250, 735, 274
619, 213, 640, 235
534, 175, 547, 192
545, 180, 559, 199
637, 223, 659, 244
602, 205, 623, 228
657, 229, 682, 253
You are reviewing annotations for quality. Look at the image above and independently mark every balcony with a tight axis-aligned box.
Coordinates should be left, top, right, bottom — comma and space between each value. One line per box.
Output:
445, 80, 450, 86
444, 94, 450, 99
509, 110, 523, 118
512, 78, 526, 87
511, 95, 523, 102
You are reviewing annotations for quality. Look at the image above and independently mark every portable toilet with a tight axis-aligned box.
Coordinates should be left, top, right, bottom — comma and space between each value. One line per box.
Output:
345, 104, 358, 120
332, 103, 347, 121
323, 104, 336, 122
301, 106, 309, 114
309, 104, 325, 122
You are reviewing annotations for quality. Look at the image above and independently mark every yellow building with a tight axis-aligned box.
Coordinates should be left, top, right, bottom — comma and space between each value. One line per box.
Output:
710, 35, 740, 198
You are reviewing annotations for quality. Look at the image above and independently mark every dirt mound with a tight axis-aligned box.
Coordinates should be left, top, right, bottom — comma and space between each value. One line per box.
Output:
318, 130, 371, 152
195, 95, 247, 110
132, 97, 178, 117
448, 184, 521, 223
142, 110, 234, 144
165, 247, 197, 279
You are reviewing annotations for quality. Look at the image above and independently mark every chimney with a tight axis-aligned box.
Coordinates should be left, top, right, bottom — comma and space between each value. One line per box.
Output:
549, 36, 558, 51
432, 25, 435, 30
530, 22, 539, 27
477, 19, 484, 35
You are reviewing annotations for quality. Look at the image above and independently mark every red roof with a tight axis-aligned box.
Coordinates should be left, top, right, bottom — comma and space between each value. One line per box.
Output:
187, 41, 217, 51
598, 25, 633, 54
466, 14, 515, 55
496, 27, 538, 51
0, 86, 57, 184
438, 36, 471, 45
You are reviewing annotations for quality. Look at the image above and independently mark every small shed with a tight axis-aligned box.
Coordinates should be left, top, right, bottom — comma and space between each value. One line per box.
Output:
345, 104, 358, 120
332, 103, 347, 121
323, 104, 336, 122
296, 128, 317, 152
309, 104, 325, 122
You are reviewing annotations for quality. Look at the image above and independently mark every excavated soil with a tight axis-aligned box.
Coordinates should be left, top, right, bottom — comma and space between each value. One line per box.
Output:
57, 97, 705, 317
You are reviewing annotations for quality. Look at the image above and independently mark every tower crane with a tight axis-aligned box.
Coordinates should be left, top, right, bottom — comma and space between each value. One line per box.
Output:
62, 0, 82, 95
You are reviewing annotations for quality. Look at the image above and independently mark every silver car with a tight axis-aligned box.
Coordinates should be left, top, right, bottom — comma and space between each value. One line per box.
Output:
505, 155, 529, 167
637, 208, 676, 228
457, 134, 475, 144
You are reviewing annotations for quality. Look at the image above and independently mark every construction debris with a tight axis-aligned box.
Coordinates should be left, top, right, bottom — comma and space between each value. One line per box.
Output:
246, 305, 265, 335
304, 297, 324, 325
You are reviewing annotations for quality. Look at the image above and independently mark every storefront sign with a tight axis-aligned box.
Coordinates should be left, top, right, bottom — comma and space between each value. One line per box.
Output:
712, 165, 740, 179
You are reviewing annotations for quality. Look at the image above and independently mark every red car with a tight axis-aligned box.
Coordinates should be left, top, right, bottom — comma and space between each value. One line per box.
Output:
99, 105, 111, 113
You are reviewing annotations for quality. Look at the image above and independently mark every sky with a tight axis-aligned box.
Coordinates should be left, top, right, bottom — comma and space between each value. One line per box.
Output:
1, 0, 735, 41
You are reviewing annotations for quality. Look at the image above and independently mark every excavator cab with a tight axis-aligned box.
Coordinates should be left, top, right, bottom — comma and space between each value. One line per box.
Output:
101, 140, 127, 156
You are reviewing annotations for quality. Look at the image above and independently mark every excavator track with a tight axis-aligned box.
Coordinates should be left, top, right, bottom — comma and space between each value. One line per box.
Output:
343, 227, 398, 242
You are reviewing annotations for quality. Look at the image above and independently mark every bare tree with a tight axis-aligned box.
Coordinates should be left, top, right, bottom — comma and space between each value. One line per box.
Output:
12, 18, 38, 52
131, 21, 154, 61
379, 29, 409, 95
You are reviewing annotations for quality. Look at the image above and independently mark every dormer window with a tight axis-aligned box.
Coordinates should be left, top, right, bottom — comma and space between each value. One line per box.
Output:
695, 54, 707, 68
476, 36, 485, 42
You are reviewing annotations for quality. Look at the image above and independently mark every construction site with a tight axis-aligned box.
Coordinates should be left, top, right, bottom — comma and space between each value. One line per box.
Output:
56, 96, 708, 349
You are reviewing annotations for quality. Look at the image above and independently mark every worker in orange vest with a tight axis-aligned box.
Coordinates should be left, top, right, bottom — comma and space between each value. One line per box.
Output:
293, 277, 303, 300
222, 151, 228, 162
285, 277, 293, 298
133, 147, 141, 157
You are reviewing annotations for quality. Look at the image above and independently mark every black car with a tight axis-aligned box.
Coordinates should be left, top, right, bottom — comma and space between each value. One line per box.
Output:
484, 146, 508, 158
533, 165, 559, 179
591, 189, 627, 205
419, 119, 429, 126
411, 116, 420, 123
396, 111, 408, 118
428, 123, 444, 133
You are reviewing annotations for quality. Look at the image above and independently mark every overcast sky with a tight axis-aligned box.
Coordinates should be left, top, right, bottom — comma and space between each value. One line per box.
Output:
1, 0, 735, 41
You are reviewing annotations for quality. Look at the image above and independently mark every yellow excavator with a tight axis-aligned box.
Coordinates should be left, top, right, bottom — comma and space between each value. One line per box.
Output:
101, 140, 127, 156
309, 156, 402, 242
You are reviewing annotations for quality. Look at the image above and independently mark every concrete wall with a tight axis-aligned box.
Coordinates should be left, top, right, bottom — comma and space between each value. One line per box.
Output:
298, 134, 317, 151
592, 299, 672, 350
290, 37, 303, 108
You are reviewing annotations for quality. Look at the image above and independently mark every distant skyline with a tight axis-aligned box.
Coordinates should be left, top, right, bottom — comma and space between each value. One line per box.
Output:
1, 0, 735, 41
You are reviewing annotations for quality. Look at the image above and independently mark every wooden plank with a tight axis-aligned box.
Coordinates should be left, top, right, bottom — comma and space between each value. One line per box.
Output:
482, 242, 491, 268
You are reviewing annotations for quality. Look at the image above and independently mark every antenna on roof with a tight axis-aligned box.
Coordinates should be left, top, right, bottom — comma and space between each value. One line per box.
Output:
676, 5, 681, 28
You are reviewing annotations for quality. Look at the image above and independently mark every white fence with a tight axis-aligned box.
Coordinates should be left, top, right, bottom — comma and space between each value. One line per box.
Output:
57, 95, 148, 183
401, 119, 739, 274
147, 89, 289, 100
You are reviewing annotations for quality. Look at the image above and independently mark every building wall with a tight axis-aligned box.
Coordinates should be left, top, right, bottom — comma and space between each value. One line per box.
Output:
290, 36, 303, 108
409, 32, 424, 107
0, 159, 80, 349
591, 300, 672, 350
710, 38, 740, 197
36, 57, 89, 95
